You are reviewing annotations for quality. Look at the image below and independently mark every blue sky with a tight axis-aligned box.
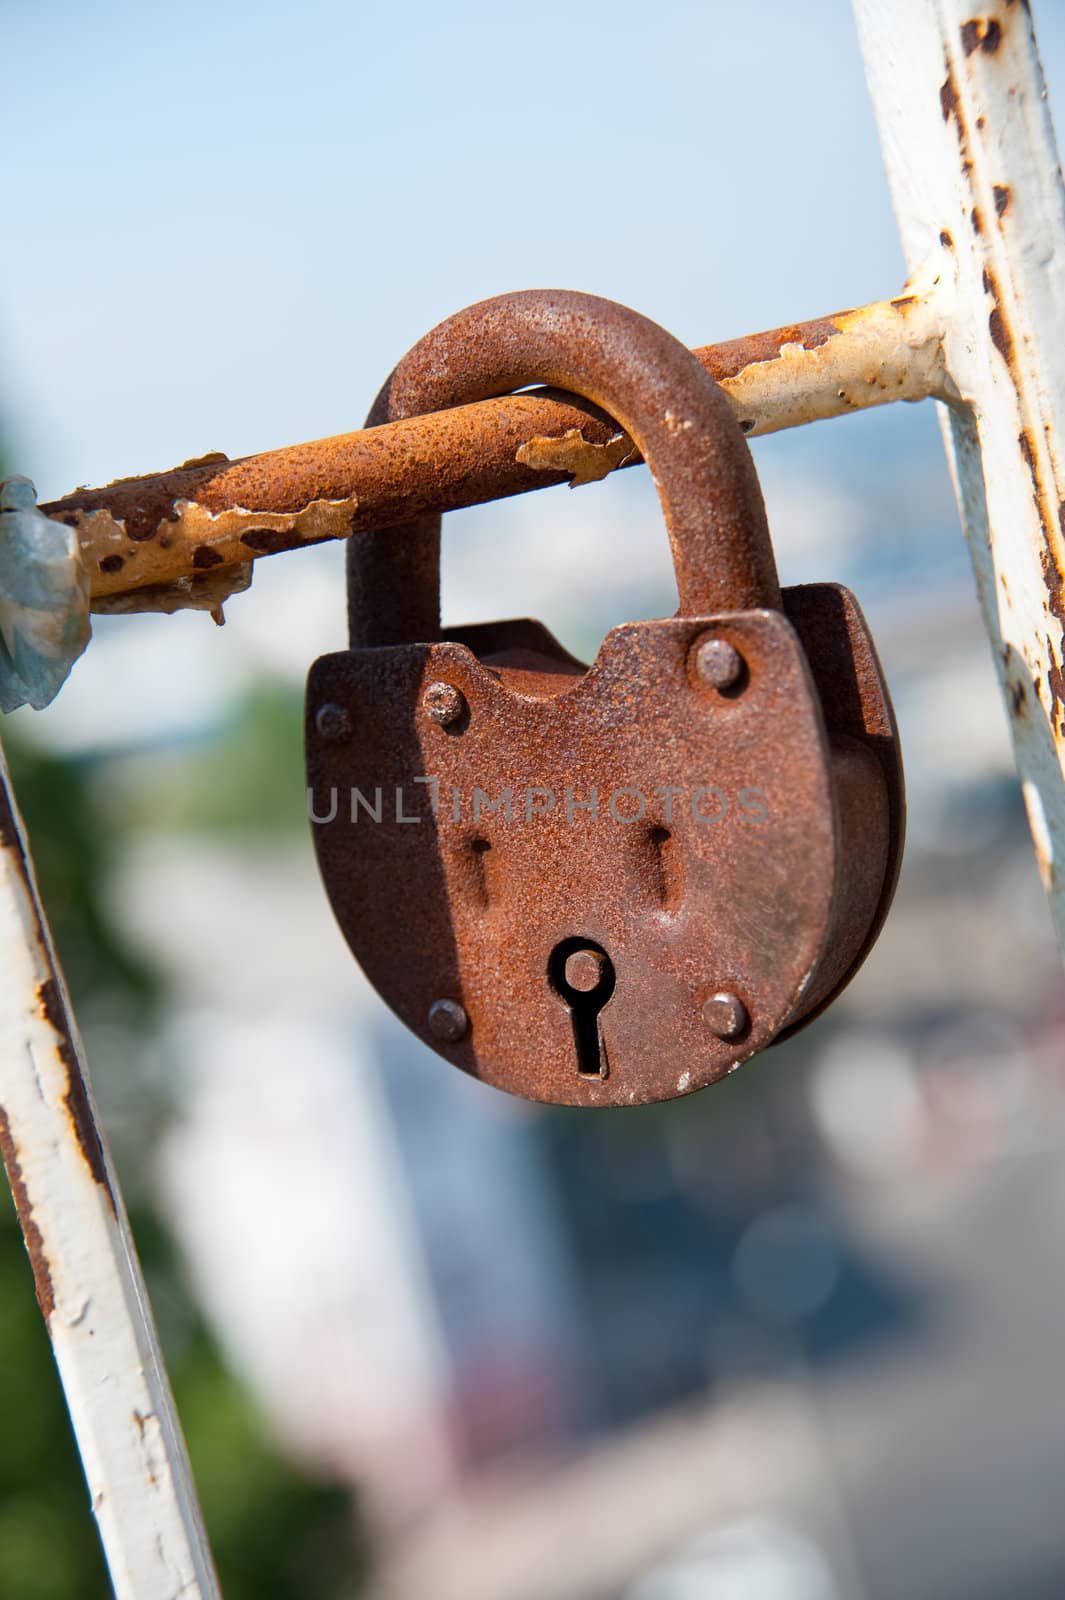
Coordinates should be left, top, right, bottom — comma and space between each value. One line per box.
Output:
4, 1, 1065, 749
4, 0, 918, 494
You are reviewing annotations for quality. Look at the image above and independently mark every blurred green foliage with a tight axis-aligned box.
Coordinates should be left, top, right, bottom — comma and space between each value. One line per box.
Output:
102, 682, 309, 839
0, 713, 365, 1598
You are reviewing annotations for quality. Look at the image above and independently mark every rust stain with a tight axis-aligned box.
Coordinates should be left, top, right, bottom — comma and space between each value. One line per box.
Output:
1041, 556, 1065, 736
972, 206, 985, 234
961, 17, 1003, 55
36, 979, 115, 1212
994, 184, 1011, 217
239, 527, 309, 554
1042, 550, 1065, 626
1045, 632, 1065, 736
940, 69, 961, 122
989, 307, 1012, 362
0, 1107, 55, 1319
701, 317, 843, 380
940, 229, 955, 248
984, 267, 1015, 365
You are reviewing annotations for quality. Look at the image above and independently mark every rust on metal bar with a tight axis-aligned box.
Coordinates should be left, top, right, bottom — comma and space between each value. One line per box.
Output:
41, 290, 949, 607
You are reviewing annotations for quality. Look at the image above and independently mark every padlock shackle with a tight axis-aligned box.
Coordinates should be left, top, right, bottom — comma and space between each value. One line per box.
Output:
347, 290, 780, 648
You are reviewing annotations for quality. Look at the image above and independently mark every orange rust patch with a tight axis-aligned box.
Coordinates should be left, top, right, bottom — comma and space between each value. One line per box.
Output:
702, 318, 843, 380
972, 206, 985, 234
0, 1107, 55, 1319
36, 979, 115, 1212
940, 229, 955, 248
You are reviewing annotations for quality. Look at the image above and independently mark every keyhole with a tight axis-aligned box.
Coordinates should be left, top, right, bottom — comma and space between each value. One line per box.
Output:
549, 938, 616, 1078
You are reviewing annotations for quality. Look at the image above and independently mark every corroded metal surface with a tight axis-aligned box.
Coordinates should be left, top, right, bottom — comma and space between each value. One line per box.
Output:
0, 743, 220, 1597
42, 293, 948, 607
348, 289, 782, 650
309, 292, 903, 1105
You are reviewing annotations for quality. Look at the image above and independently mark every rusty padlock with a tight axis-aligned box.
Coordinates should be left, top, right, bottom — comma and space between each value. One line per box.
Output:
307, 291, 904, 1106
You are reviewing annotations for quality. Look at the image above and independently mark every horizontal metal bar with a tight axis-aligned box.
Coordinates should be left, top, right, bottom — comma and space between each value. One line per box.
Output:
42, 292, 949, 610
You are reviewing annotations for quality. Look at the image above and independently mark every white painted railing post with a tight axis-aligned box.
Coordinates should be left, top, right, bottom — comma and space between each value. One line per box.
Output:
854, 0, 1065, 949
0, 741, 220, 1598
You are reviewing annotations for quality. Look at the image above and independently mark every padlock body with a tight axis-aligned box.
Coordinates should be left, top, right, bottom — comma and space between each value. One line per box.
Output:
307, 593, 897, 1105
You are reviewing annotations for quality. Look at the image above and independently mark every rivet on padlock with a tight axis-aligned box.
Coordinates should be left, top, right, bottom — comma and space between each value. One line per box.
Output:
307, 291, 904, 1106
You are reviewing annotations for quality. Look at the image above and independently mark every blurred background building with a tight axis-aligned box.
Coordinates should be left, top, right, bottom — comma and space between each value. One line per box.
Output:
4, 2, 1065, 1597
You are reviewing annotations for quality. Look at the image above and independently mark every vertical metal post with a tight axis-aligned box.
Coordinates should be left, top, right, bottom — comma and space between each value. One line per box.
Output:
854, 0, 1065, 948
0, 741, 220, 1598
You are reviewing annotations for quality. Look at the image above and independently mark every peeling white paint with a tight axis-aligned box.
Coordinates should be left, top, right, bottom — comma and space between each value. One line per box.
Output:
516, 428, 637, 487
78, 491, 361, 614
